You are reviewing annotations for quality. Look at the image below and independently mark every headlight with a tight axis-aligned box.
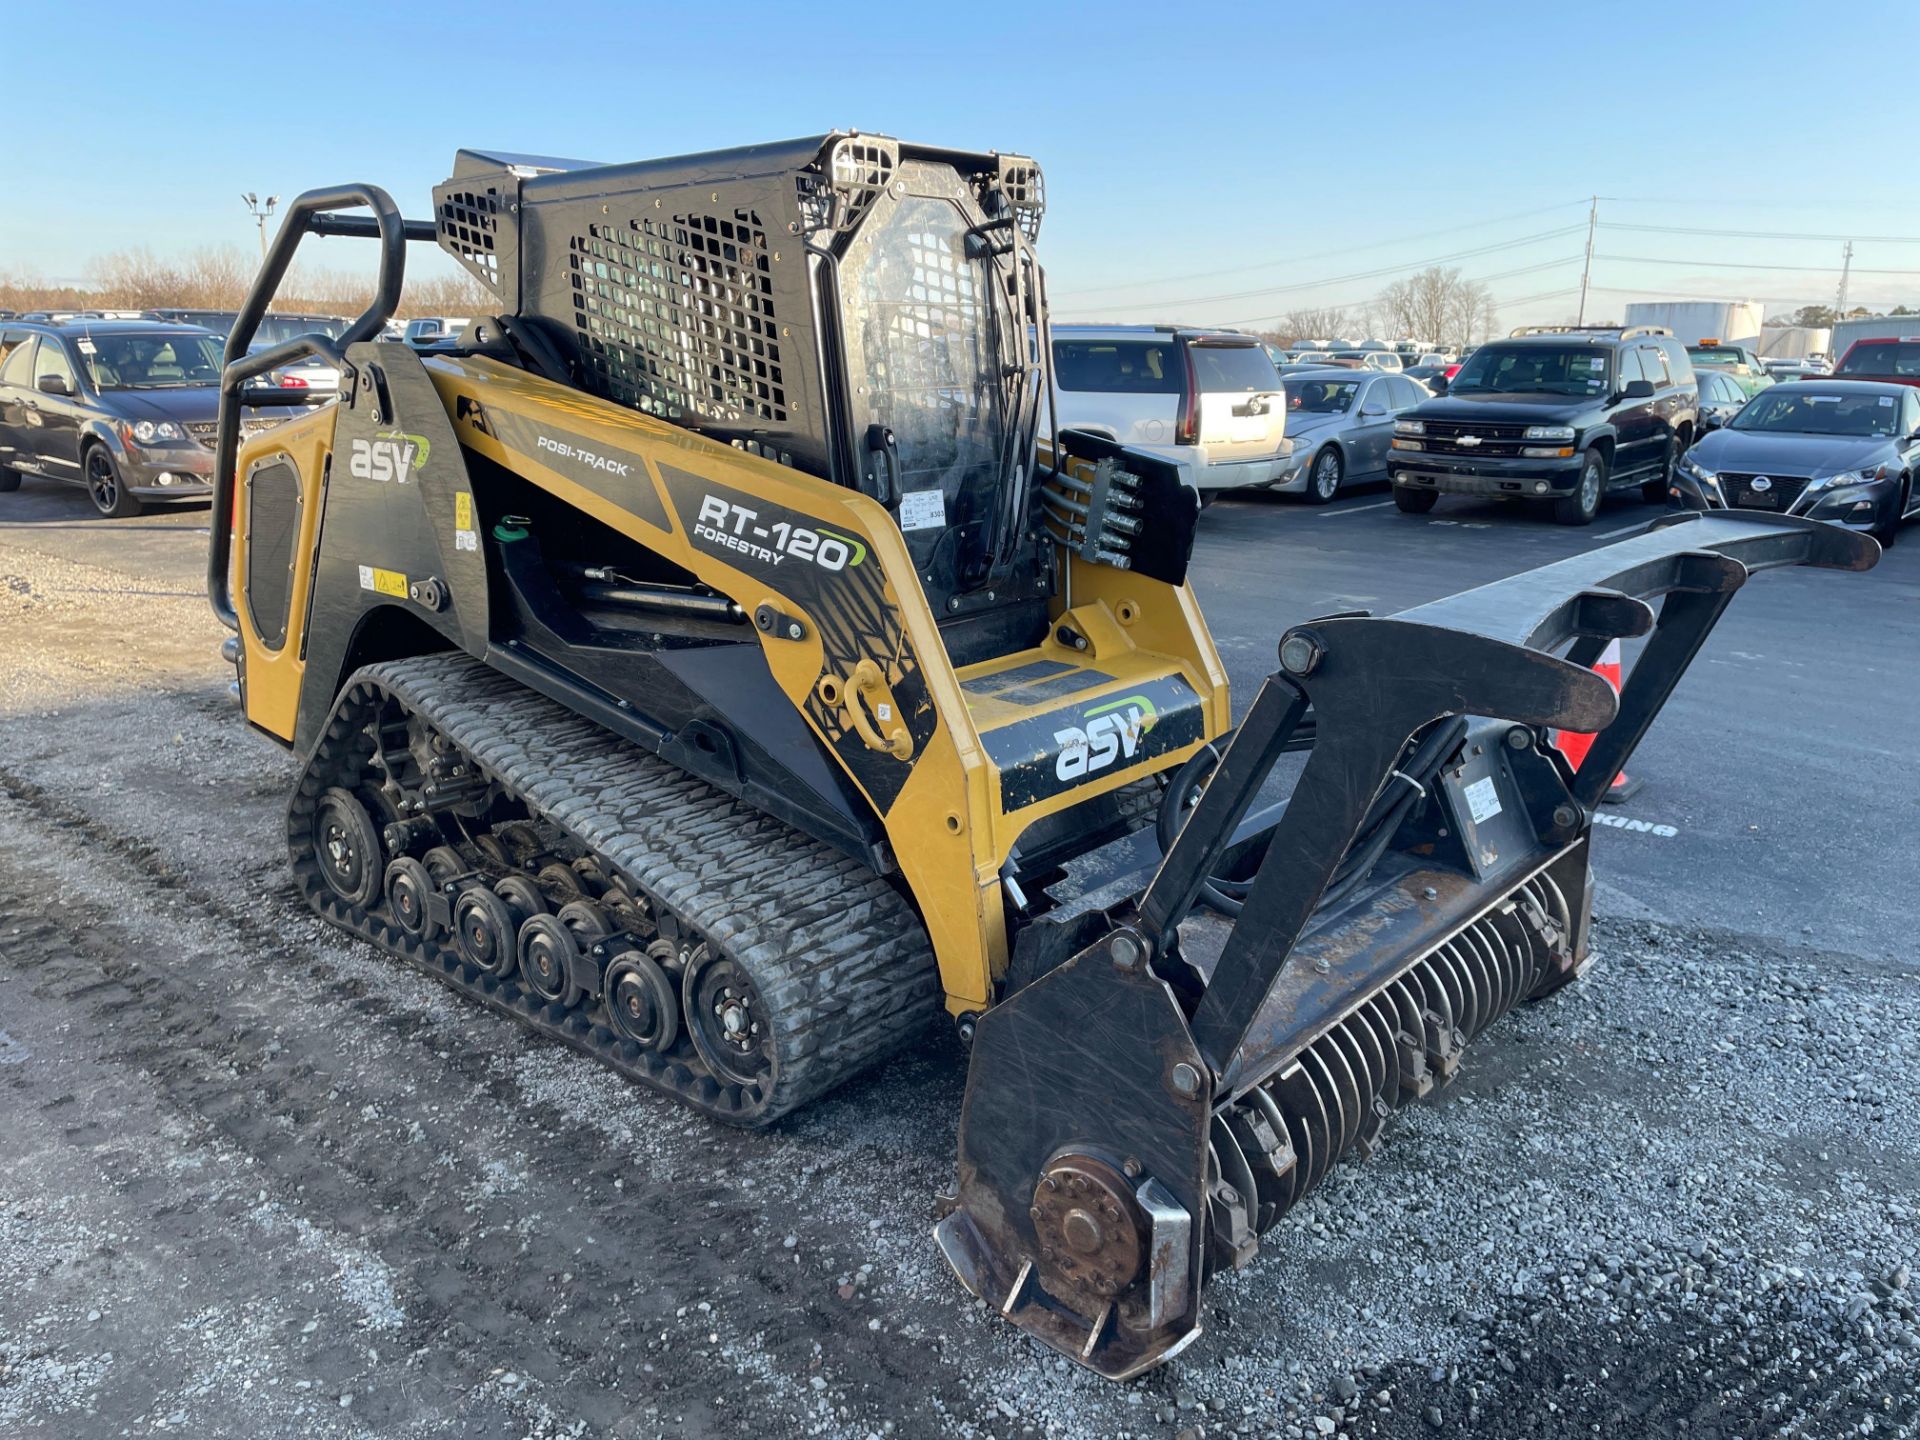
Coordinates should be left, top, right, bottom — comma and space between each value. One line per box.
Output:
1523, 424, 1574, 441
1679, 456, 1716, 481
131, 420, 184, 444
1394, 419, 1424, 436
1390, 438, 1423, 451
1817, 465, 1886, 488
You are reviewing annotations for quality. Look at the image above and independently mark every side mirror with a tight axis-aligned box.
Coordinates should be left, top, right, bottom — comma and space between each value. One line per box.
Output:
36, 373, 72, 396
1429, 376, 1449, 395
1701, 412, 1723, 431
1359, 402, 1385, 417
1621, 379, 1656, 401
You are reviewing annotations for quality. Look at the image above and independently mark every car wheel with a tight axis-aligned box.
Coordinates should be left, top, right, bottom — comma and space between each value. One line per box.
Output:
0, 466, 20, 494
1392, 485, 1437, 515
1642, 435, 1678, 505
85, 446, 144, 518
1553, 451, 1605, 526
1305, 447, 1343, 504
1871, 477, 1908, 547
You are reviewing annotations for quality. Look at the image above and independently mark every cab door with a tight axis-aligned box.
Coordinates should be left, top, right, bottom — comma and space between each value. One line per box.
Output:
1613, 348, 1658, 477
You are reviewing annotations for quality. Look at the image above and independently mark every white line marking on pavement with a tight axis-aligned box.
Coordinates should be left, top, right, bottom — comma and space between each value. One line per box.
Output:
1316, 500, 1395, 517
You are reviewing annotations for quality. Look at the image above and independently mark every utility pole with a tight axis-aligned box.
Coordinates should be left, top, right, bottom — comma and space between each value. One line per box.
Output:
242, 193, 280, 260
1834, 240, 1854, 320
1576, 195, 1598, 324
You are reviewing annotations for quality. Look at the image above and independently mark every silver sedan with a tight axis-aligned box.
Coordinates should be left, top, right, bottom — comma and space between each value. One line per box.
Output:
1269, 370, 1430, 502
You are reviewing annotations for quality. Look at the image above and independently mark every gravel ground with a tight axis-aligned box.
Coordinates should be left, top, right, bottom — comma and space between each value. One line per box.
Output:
0, 509, 1915, 1439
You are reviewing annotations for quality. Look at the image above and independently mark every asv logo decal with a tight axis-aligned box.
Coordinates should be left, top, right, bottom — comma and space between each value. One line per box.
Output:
348, 432, 430, 484
694, 495, 865, 572
1053, 694, 1158, 782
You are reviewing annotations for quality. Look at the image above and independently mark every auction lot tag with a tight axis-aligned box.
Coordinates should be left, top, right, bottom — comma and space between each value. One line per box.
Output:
358, 564, 409, 598
898, 488, 947, 531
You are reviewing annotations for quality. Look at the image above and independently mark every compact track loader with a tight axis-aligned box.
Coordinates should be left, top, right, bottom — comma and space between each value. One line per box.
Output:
209, 135, 1876, 1378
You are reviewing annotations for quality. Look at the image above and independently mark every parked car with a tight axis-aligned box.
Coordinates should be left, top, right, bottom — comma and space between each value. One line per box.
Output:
1279, 358, 1359, 375
1270, 371, 1430, 502
1387, 324, 1699, 525
1403, 363, 1449, 392
0, 320, 278, 517
1685, 339, 1772, 398
1330, 350, 1403, 371
1695, 369, 1747, 435
1827, 336, 1920, 390
404, 317, 471, 348
150, 310, 351, 397
1764, 357, 1829, 380
1048, 325, 1286, 493
1671, 380, 1919, 545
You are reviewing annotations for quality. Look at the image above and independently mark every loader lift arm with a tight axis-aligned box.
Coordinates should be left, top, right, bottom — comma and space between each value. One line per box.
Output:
939, 511, 1876, 1378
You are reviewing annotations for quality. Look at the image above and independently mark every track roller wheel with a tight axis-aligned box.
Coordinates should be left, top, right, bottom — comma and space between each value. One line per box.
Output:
453, 885, 522, 980
495, 873, 548, 919
605, 940, 680, 1052
683, 942, 774, 1090
385, 856, 437, 941
312, 787, 384, 909
423, 845, 466, 887
537, 862, 586, 901
518, 901, 609, 1007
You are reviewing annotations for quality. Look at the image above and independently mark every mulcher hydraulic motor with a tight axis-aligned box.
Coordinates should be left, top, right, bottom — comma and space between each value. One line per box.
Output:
208, 133, 1878, 1378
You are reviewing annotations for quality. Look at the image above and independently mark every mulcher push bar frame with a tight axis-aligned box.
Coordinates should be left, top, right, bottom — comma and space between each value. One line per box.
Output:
208, 185, 437, 630
940, 510, 1876, 1378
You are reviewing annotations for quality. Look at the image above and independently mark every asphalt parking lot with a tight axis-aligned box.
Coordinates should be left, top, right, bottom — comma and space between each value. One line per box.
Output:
1, 478, 1915, 1440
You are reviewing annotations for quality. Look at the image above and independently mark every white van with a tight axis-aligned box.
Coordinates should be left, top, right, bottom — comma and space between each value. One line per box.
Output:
1047, 326, 1287, 493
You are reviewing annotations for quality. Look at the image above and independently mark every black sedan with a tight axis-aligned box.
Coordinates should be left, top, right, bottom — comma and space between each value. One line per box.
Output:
1671, 380, 1920, 545
0, 319, 283, 517
1694, 368, 1747, 436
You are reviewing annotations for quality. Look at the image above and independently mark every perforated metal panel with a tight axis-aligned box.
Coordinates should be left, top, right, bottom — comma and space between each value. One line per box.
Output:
435, 182, 503, 289
244, 457, 301, 651
568, 209, 788, 426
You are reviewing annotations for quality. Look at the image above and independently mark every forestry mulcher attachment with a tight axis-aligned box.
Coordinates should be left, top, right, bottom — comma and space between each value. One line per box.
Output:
209, 135, 1876, 1379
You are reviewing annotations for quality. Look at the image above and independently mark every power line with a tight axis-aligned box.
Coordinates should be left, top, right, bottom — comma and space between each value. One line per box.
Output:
1216, 255, 1584, 328
1054, 224, 1587, 316
1050, 198, 1591, 298
1600, 220, 1920, 244
1591, 252, 1920, 276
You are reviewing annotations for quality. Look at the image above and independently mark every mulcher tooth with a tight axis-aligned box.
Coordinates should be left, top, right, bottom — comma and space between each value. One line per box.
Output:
940, 512, 1878, 1380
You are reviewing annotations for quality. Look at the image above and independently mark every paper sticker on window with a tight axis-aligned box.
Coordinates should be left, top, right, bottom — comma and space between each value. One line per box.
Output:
1880, 396, 1895, 406
1464, 775, 1503, 824
898, 488, 947, 531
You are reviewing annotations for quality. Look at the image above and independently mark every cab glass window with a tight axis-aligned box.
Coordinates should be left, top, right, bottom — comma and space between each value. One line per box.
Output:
1640, 347, 1671, 386
0, 336, 36, 386
1052, 339, 1182, 395
1617, 349, 1648, 386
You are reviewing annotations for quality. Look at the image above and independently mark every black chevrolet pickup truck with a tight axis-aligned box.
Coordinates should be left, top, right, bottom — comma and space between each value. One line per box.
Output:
1387, 325, 1698, 525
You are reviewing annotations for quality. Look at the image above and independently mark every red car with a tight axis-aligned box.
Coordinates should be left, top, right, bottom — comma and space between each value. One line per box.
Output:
1829, 336, 1920, 389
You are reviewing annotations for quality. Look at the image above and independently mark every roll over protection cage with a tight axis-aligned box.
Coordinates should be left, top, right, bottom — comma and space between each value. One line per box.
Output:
209, 185, 436, 631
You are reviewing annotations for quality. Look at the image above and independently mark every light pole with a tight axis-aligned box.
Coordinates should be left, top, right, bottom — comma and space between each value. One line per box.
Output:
242, 193, 280, 260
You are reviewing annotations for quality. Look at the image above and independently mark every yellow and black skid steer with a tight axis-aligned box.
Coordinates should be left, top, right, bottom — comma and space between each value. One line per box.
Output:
207, 134, 1877, 1378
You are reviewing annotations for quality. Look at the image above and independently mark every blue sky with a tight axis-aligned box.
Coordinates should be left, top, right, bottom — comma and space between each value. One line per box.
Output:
10, 0, 1920, 330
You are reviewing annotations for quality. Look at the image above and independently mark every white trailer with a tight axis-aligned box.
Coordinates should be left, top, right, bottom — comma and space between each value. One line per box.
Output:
1623, 301, 1765, 348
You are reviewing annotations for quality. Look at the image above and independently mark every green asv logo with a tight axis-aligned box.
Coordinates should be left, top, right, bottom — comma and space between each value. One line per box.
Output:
1053, 693, 1158, 782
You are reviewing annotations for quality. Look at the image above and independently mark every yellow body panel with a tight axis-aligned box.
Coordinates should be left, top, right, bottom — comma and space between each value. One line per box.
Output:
234, 405, 341, 741
267, 355, 1227, 1013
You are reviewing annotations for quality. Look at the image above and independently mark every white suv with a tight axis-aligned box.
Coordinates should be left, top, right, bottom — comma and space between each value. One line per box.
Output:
1047, 326, 1286, 493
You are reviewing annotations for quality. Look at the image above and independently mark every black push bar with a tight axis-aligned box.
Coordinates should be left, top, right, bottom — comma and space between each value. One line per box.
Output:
208, 184, 435, 630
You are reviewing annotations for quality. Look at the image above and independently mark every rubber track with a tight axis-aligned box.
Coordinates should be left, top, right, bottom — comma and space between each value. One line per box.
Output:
288, 652, 942, 1126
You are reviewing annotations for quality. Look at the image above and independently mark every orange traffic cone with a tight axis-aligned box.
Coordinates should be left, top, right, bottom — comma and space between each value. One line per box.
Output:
1551, 638, 1642, 804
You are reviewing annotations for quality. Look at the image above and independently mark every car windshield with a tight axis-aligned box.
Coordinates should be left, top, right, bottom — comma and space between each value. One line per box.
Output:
79, 331, 225, 389
1728, 389, 1900, 437
1284, 377, 1360, 413
1448, 344, 1609, 396
1688, 346, 1741, 367
1835, 341, 1920, 378
255, 316, 347, 346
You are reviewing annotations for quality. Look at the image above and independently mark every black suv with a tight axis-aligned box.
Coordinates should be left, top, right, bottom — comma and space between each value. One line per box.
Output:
1386, 325, 1698, 525
0, 319, 275, 517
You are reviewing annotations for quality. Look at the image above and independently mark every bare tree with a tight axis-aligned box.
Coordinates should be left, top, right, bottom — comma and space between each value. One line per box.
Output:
1267, 307, 1350, 345
1376, 266, 1495, 350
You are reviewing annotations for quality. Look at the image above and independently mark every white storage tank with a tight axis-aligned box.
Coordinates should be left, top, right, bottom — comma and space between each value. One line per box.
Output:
1622, 301, 1765, 347
1756, 326, 1832, 361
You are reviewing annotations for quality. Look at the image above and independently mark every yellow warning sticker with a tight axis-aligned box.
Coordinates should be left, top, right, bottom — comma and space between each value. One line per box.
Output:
455, 492, 473, 529
358, 564, 409, 598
